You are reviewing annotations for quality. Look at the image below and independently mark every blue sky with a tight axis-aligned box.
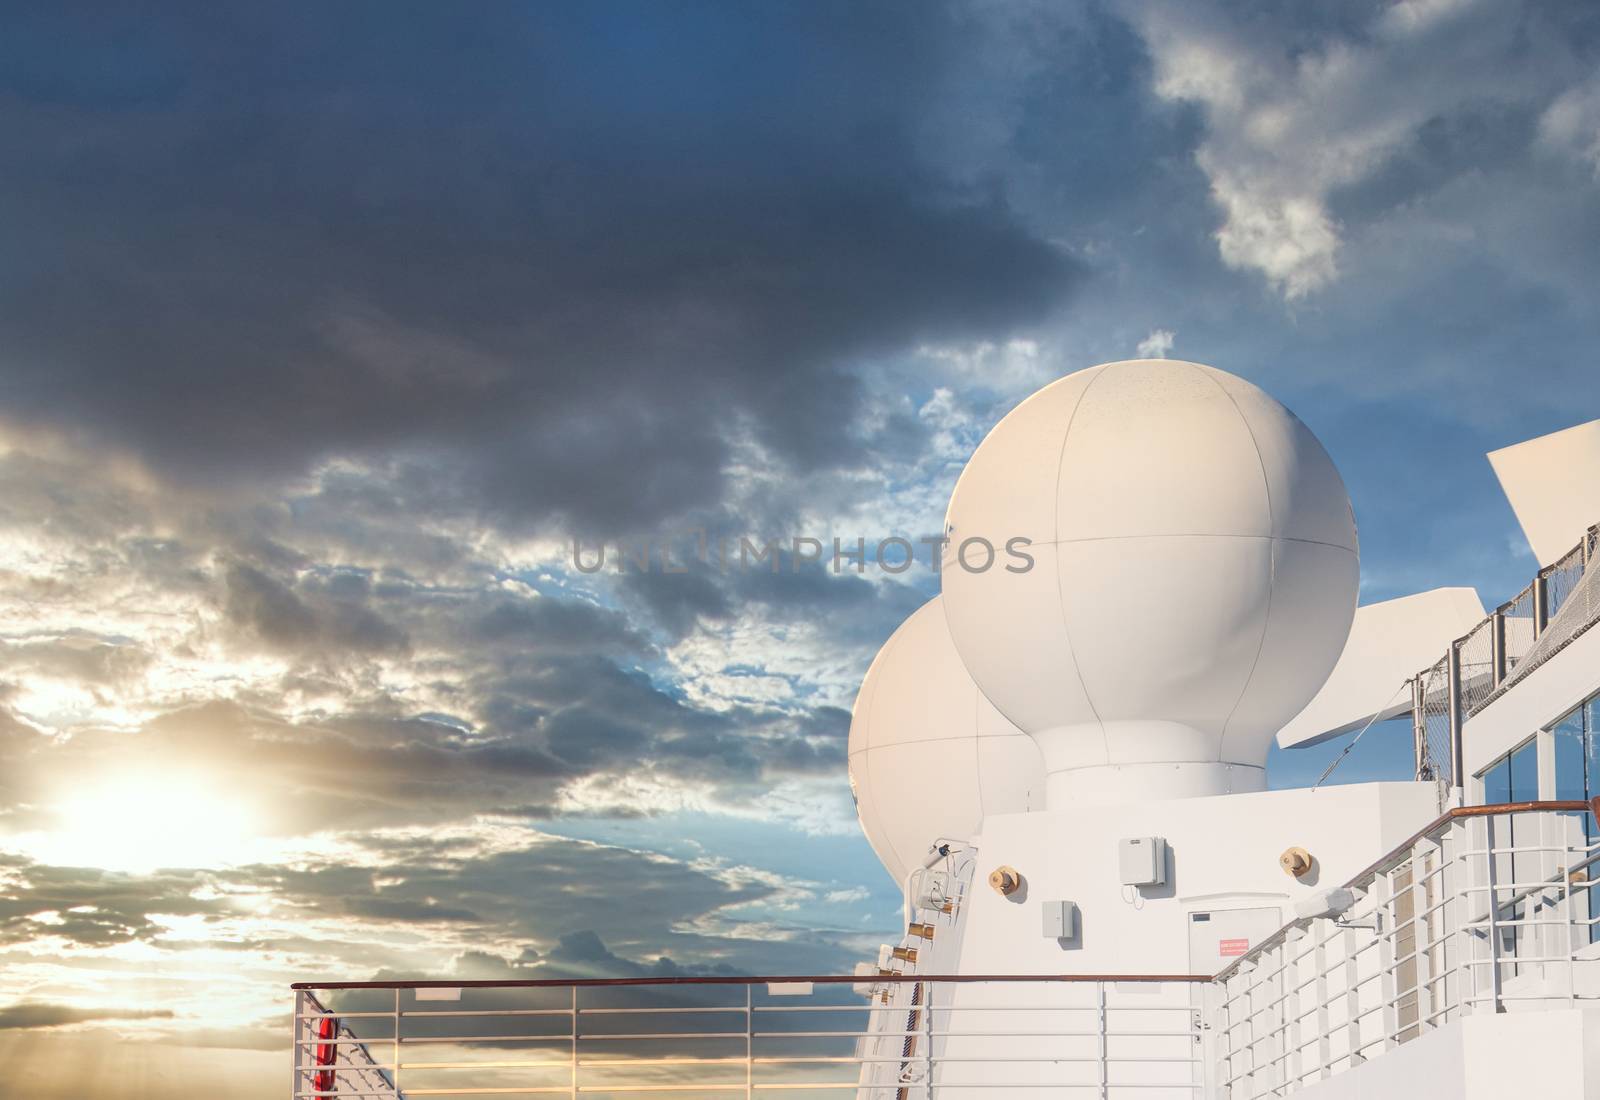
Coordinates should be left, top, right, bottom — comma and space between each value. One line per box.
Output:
0, 2, 1597, 1096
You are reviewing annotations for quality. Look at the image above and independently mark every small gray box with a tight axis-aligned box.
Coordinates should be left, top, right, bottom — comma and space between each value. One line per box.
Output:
1119, 836, 1168, 887
1041, 899, 1077, 939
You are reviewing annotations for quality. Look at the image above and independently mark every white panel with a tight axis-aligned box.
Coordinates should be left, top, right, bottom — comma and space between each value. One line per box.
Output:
943, 541, 1100, 740
976, 735, 1046, 817
1487, 418, 1600, 566
1224, 538, 1360, 759
1207, 368, 1358, 552
863, 739, 983, 880
848, 597, 1045, 883
1057, 359, 1271, 541
1276, 587, 1486, 749
861, 602, 979, 748
938, 358, 1358, 803
942, 365, 1103, 545
1186, 906, 1283, 974
1058, 534, 1272, 756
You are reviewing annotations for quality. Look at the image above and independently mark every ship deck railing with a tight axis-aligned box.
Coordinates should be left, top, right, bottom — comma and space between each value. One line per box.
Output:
1412, 521, 1600, 785
1209, 799, 1600, 1098
291, 971, 1213, 1098
291, 802, 1600, 1099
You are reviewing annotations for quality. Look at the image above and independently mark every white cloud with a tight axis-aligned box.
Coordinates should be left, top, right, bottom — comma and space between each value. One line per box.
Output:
1541, 72, 1600, 177
1135, 328, 1175, 358
1133, 0, 1565, 299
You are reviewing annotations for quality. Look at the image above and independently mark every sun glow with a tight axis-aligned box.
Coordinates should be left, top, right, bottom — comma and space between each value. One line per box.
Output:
16, 774, 261, 874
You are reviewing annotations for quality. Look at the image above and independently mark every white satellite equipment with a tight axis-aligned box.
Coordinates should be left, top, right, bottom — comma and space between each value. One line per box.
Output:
940, 359, 1359, 806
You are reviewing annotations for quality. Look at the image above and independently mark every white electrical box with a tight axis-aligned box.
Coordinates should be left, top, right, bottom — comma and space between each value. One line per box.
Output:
914, 871, 951, 912
1119, 836, 1168, 887
1041, 899, 1077, 939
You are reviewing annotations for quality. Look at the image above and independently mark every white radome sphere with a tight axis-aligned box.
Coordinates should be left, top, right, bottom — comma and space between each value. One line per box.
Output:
848, 596, 1045, 883
940, 359, 1358, 806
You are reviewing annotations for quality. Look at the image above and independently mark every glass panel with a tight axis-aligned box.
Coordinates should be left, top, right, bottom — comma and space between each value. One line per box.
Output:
1555, 706, 1588, 802
1481, 754, 1512, 806
1509, 739, 1539, 802
1588, 695, 1600, 801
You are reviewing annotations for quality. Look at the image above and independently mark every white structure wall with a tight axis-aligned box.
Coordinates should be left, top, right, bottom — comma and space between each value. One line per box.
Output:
953, 782, 1439, 978
1462, 620, 1600, 783
1287, 1009, 1600, 1099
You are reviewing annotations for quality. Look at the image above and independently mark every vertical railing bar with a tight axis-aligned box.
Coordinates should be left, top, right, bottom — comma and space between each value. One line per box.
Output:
570, 985, 578, 1100
1283, 929, 1300, 1092
1565, 823, 1580, 1006
1096, 980, 1108, 1100
1534, 573, 1550, 637
923, 981, 934, 1100
1412, 841, 1435, 1036
1342, 922, 1363, 1071
746, 983, 754, 1100
291, 989, 305, 1100
1374, 869, 1399, 1053
1447, 643, 1464, 790
393, 987, 402, 1098
1491, 608, 1506, 688
1312, 918, 1332, 1081
1484, 814, 1505, 1013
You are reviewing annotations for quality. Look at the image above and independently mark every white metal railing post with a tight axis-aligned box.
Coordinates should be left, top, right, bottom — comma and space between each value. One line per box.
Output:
1484, 814, 1505, 1013
1096, 980, 1108, 1100
1411, 675, 1427, 779
1446, 643, 1464, 787
923, 981, 934, 1100
1491, 609, 1506, 687
291, 990, 304, 1100
1410, 842, 1434, 1037
1282, 931, 1301, 1091
1312, 919, 1332, 1081
1341, 924, 1364, 1069
1374, 870, 1400, 1052
392, 987, 401, 1098
570, 985, 579, 1100
746, 983, 754, 1100
1560, 817, 1579, 1006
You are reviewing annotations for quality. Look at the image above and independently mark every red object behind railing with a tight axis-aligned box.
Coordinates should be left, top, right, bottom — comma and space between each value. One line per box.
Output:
312, 1014, 338, 1095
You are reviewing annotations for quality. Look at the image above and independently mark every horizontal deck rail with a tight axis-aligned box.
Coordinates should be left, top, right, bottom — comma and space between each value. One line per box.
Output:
295, 803, 1600, 1099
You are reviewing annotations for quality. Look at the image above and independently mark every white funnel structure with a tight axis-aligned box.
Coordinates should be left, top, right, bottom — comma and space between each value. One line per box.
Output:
848, 596, 1044, 881
941, 359, 1358, 806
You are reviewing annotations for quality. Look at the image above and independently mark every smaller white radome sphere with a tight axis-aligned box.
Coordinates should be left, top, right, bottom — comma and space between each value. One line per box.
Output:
940, 359, 1359, 806
848, 596, 1044, 884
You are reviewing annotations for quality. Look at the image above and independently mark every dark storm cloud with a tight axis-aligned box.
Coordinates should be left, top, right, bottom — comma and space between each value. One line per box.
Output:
223, 563, 409, 656
0, 1004, 173, 1030
0, 3, 1080, 534
0, 855, 227, 947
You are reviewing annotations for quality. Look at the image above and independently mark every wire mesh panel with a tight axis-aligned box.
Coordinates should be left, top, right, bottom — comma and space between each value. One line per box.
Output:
1415, 658, 1453, 784
1454, 618, 1495, 715
1502, 583, 1537, 673
1544, 543, 1587, 622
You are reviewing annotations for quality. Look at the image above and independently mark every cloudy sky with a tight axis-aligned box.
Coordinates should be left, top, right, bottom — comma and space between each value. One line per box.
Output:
1, 1, 1598, 1095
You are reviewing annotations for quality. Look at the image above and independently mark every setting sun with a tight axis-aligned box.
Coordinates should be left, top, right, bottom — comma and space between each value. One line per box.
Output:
19, 775, 260, 874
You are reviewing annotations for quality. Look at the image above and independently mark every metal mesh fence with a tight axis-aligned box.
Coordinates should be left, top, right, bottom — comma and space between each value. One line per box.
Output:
1505, 553, 1600, 691
1415, 657, 1453, 784
1546, 543, 1588, 621
1454, 617, 1495, 715
1501, 582, 1537, 673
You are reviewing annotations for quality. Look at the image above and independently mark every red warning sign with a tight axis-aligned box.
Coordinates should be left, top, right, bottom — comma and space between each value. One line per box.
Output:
1218, 938, 1249, 958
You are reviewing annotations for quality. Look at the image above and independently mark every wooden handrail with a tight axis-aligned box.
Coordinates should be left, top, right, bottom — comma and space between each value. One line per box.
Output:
1339, 797, 1597, 891
1213, 797, 1600, 982
293, 972, 1210, 991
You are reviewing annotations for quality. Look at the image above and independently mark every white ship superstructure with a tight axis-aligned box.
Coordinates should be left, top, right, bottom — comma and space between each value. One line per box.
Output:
292, 362, 1600, 1098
